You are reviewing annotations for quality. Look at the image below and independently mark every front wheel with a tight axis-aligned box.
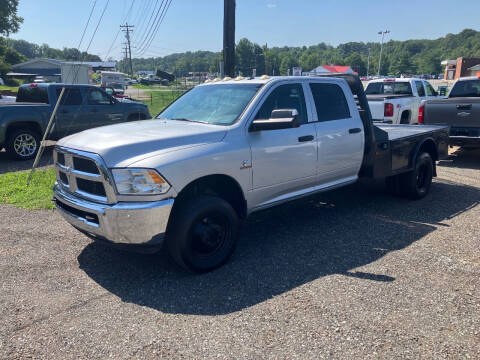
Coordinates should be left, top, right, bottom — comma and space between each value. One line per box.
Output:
6, 129, 41, 161
166, 195, 239, 273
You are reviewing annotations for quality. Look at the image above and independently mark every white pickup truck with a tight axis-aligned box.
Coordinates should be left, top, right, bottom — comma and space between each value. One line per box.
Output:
53, 74, 448, 272
365, 78, 438, 124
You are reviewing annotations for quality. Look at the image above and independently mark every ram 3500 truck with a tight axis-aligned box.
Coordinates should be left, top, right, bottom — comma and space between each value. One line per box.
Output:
53, 74, 448, 272
365, 78, 438, 124
0, 83, 150, 160
420, 76, 480, 148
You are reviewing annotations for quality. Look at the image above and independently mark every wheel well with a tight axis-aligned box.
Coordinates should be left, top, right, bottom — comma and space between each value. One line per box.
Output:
128, 112, 147, 121
400, 110, 410, 124
6, 122, 42, 140
417, 139, 438, 176
173, 175, 247, 219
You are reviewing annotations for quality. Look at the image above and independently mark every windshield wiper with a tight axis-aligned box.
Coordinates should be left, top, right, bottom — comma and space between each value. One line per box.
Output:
170, 118, 210, 124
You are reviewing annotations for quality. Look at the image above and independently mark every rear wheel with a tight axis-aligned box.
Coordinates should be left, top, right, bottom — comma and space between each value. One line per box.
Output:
166, 195, 239, 273
6, 128, 41, 160
400, 152, 433, 199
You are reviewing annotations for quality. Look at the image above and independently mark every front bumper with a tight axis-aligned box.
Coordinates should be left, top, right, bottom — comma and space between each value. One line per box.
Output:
53, 183, 174, 247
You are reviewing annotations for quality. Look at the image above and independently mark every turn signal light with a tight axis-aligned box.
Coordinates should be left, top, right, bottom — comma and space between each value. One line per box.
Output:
384, 103, 394, 117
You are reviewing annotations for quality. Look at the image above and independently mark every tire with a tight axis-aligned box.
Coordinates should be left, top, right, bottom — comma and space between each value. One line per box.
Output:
166, 195, 239, 273
6, 128, 41, 161
399, 152, 433, 200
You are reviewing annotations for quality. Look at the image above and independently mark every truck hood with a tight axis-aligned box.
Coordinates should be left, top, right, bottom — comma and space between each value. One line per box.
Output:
57, 119, 227, 167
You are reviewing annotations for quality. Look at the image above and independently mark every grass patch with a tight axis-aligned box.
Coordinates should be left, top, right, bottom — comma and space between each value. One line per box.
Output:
0, 85, 18, 93
0, 169, 56, 210
141, 90, 183, 117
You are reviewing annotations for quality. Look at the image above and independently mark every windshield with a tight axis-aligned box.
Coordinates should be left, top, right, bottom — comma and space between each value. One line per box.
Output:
449, 80, 480, 97
112, 84, 123, 89
365, 82, 413, 95
157, 84, 262, 125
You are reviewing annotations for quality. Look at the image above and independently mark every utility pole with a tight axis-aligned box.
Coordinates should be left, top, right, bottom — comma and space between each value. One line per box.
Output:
223, 0, 235, 77
367, 47, 371, 77
377, 30, 390, 76
121, 23, 134, 76
123, 43, 129, 74
264, 43, 268, 75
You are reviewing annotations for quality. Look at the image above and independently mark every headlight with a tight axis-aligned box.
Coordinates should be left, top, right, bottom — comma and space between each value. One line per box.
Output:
111, 168, 171, 195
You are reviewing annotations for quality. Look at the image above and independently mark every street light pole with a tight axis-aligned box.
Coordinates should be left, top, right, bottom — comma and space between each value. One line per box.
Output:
377, 30, 390, 76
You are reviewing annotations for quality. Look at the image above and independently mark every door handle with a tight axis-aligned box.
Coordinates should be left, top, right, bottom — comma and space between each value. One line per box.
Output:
349, 128, 362, 134
456, 104, 472, 110
60, 109, 69, 114
298, 135, 314, 142
90, 108, 98, 113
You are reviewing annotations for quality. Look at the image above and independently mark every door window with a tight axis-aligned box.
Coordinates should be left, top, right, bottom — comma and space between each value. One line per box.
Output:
55, 88, 83, 105
86, 88, 111, 105
309, 83, 351, 122
424, 82, 436, 96
415, 81, 426, 97
254, 84, 308, 124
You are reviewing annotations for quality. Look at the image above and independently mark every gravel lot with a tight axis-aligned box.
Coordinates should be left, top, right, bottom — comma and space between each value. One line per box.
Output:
1, 148, 479, 359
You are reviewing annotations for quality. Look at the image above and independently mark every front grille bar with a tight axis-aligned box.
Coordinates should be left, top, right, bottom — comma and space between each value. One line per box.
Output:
54, 147, 117, 204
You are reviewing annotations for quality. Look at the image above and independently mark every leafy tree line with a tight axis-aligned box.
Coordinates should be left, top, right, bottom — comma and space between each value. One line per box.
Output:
121, 29, 480, 77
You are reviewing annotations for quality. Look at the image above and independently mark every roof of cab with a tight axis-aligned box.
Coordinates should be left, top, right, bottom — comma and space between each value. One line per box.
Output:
199, 75, 345, 86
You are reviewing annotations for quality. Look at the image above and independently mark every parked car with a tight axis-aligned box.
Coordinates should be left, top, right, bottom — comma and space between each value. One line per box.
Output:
365, 78, 438, 124
0, 94, 16, 104
420, 76, 480, 148
52, 74, 448, 272
0, 83, 151, 160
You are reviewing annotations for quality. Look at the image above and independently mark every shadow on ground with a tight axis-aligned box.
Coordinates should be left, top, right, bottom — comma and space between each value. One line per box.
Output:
78, 178, 480, 315
0, 146, 54, 174
438, 147, 480, 170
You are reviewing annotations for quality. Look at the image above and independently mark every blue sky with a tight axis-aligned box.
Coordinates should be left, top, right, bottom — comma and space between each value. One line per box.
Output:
10, 0, 480, 60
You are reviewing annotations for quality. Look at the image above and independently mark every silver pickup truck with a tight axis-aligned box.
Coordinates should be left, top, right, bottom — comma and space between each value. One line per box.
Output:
53, 75, 448, 272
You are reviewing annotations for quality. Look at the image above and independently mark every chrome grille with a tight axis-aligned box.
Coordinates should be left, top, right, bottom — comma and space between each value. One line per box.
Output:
54, 147, 117, 204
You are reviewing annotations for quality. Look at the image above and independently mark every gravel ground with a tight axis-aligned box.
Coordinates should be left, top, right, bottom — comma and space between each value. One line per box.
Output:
1, 148, 479, 359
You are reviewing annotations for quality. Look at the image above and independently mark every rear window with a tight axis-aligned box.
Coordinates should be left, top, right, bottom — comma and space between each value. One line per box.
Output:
449, 80, 480, 98
309, 83, 351, 121
16, 85, 49, 103
365, 82, 413, 95
55, 88, 83, 105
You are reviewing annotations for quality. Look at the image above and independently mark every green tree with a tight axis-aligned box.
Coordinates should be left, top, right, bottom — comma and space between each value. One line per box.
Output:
0, 0, 23, 36
345, 53, 366, 75
235, 38, 255, 76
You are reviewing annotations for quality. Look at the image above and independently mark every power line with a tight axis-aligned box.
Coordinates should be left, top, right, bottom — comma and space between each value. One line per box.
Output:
103, 0, 136, 60
132, 0, 162, 51
135, 0, 172, 57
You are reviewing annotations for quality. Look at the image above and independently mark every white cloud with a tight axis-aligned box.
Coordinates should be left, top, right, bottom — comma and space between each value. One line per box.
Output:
267, 3, 277, 8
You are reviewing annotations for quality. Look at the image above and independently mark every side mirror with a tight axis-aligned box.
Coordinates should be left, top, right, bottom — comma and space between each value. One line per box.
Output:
250, 109, 300, 132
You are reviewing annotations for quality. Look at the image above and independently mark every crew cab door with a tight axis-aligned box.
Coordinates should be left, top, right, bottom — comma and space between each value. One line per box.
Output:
308, 80, 364, 184
54, 87, 88, 138
84, 88, 124, 128
248, 82, 317, 206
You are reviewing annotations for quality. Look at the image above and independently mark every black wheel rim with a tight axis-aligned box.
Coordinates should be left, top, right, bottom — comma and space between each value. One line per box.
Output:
416, 163, 429, 190
189, 213, 230, 258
